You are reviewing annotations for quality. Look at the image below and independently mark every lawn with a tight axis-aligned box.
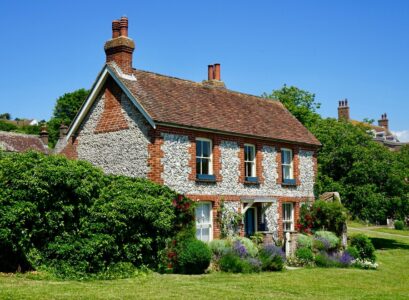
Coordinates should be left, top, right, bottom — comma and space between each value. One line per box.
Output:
1, 228, 409, 300
372, 227, 409, 237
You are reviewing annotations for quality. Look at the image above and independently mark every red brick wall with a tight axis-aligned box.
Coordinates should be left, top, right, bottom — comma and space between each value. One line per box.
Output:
94, 77, 129, 134
60, 136, 78, 159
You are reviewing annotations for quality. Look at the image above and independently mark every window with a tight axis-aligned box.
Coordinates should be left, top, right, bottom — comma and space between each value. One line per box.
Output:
196, 138, 212, 175
195, 202, 212, 242
281, 148, 294, 184
244, 144, 256, 179
282, 202, 294, 232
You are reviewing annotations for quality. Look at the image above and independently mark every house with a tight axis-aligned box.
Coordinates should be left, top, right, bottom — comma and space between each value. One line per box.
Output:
0, 129, 49, 154
57, 17, 321, 242
337, 100, 408, 151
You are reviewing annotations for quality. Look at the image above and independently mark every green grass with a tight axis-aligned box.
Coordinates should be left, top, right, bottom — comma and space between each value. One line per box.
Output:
1, 228, 409, 300
347, 220, 372, 228
372, 227, 409, 237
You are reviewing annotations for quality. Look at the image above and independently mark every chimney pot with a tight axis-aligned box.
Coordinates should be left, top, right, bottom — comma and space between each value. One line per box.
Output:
59, 123, 68, 139
40, 126, 49, 146
214, 63, 221, 81
119, 16, 128, 37
208, 65, 214, 80
112, 20, 120, 38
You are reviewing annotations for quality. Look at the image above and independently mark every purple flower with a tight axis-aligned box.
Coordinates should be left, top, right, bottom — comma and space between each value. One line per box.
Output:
315, 236, 331, 251
247, 257, 262, 270
263, 244, 286, 260
339, 251, 353, 266
233, 240, 248, 258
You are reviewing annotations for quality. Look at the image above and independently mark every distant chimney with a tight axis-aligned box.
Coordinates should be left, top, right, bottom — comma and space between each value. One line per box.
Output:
40, 126, 48, 146
378, 113, 389, 131
59, 123, 68, 139
104, 16, 135, 74
338, 99, 350, 121
203, 63, 225, 88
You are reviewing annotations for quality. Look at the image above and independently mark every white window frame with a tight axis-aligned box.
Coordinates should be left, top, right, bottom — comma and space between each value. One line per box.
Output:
196, 138, 213, 175
282, 202, 294, 232
195, 202, 213, 242
244, 144, 256, 178
281, 148, 294, 180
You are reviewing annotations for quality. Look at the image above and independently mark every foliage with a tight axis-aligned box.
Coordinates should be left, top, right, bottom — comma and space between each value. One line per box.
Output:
47, 89, 89, 147
219, 253, 261, 273
259, 244, 285, 271
0, 120, 18, 131
394, 220, 404, 230
175, 238, 211, 274
352, 259, 378, 270
232, 237, 258, 257
295, 247, 314, 265
345, 246, 360, 259
314, 252, 338, 268
208, 239, 230, 259
217, 200, 242, 238
314, 231, 340, 250
263, 84, 321, 128
350, 234, 376, 262
298, 200, 347, 235
0, 113, 11, 120
250, 232, 264, 246
297, 234, 313, 249
0, 151, 194, 278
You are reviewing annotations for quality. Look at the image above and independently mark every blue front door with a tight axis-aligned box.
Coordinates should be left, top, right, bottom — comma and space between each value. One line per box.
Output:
245, 208, 255, 237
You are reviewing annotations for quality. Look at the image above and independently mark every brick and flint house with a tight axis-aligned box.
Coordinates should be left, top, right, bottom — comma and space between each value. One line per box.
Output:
57, 17, 321, 242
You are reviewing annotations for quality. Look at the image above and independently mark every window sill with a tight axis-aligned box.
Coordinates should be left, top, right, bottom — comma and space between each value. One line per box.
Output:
281, 179, 297, 186
196, 174, 216, 183
244, 176, 259, 185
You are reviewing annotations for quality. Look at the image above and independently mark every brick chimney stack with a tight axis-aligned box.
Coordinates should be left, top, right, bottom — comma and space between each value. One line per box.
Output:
338, 99, 350, 121
378, 113, 389, 131
104, 16, 135, 74
203, 63, 225, 88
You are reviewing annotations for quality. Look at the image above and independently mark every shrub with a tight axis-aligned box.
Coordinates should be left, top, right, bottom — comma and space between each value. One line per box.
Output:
345, 246, 359, 259
314, 231, 340, 250
232, 237, 258, 257
295, 247, 314, 264
0, 151, 195, 277
350, 234, 376, 262
394, 220, 404, 230
175, 239, 211, 274
299, 200, 347, 235
314, 252, 338, 267
259, 244, 285, 271
208, 240, 230, 258
297, 234, 313, 249
338, 251, 354, 267
219, 253, 259, 273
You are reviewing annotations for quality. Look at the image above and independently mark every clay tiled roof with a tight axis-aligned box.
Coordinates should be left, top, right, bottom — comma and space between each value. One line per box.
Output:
0, 131, 48, 154
110, 65, 320, 147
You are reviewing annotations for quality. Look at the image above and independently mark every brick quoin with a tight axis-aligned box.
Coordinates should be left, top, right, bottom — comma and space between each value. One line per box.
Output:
94, 77, 129, 134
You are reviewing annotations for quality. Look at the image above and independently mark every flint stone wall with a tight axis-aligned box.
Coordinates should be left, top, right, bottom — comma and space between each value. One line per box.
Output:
76, 92, 150, 177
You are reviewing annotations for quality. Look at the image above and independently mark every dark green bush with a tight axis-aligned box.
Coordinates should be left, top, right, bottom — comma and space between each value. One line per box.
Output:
219, 253, 261, 273
394, 220, 404, 230
295, 247, 314, 263
346, 246, 359, 259
259, 253, 284, 271
314, 252, 338, 267
0, 151, 194, 277
350, 234, 376, 262
175, 239, 211, 274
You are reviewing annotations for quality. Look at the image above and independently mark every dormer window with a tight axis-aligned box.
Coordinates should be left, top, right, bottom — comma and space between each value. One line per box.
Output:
244, 144, 258, 183
281, 148, 295, 185
196, 138, 215, 181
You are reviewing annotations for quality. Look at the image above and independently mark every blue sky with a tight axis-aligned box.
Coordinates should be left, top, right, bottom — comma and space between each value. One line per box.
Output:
0, 0, 408, 141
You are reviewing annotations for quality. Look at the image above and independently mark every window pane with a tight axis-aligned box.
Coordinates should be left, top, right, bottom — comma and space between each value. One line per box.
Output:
244, 146, 249, 161
203, 203, 211, 222
196, 140, 202, 156
202, 141, 210, 157
196, 158, 202, 175
245, 162, 251, 177
282, 150, 291, 164
201, 228, 210, 242
202, 158, 209, 175
248, 146, 255, 161
195, 204, 203, 223
283, 165, 291, 179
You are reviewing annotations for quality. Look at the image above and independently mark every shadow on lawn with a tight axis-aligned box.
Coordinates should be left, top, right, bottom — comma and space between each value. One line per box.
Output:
370, 237, 409, 250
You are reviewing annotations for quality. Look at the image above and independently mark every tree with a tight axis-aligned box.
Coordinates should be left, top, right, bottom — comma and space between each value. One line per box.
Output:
47, 89, 89, 147
0, 113, 11, 120
263, 84, 321, 129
